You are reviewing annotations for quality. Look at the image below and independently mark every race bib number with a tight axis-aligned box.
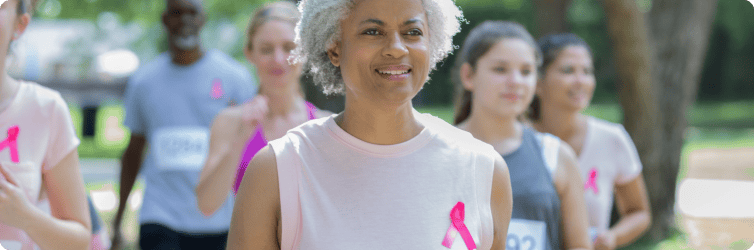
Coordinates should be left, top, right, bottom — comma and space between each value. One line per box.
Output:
152, 127, 209, 172
507, 219, 546, 250
0, 240, 22, 250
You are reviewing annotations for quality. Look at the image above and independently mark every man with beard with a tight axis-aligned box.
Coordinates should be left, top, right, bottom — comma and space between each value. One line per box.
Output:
111, 0, 256, 249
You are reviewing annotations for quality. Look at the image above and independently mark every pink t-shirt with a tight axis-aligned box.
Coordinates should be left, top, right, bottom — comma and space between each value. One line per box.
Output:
578, 117, 643, 235
0, 81, 80, 250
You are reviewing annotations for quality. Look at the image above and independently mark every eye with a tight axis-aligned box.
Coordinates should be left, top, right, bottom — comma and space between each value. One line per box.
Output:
494, 67, 507, 73
407, 29, 423, 36
284, 44, 296, 53
561, 66, 574, 74
261, 47, 273, 54
522, 69, 532, 76
363, 29, 381, 36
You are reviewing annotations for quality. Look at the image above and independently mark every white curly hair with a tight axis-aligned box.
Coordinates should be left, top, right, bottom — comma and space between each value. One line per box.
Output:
291, 0, 465, 95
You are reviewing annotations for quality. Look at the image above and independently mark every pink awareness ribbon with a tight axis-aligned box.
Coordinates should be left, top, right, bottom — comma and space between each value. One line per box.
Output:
442, 202, 477, 250
0, 126, 20, 163
584, 167, 599, 194
211, 78, 224, 99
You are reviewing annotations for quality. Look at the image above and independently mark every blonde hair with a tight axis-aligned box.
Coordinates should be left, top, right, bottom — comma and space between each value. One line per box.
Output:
246, 1, 301, 51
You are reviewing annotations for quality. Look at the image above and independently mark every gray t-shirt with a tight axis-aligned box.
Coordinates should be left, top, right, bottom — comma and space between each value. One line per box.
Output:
123, 49, 256, 233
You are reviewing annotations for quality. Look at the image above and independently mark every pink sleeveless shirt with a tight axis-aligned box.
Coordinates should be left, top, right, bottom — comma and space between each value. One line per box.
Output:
268, 111, 498, 249
232, 101, 317, 193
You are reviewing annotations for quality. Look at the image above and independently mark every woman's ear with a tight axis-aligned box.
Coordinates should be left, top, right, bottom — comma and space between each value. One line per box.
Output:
327, 41, 341, 67
460, 63, 475, 91
12, 13, 31, 41
244, 45, 255, 66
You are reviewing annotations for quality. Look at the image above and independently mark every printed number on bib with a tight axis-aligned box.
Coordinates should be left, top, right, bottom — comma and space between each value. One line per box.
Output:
152, 127, 209, 172
507, 219, 546, 250
0, 240, 22, 250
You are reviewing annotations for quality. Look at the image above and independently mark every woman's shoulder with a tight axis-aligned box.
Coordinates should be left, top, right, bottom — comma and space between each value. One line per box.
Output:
416, 112, 498, 157
587, 116, 630, 139
17, 81, 67, 112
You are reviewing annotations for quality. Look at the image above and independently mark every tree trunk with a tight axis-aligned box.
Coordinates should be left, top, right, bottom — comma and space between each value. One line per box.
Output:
602, 0, 718, 242
644, 0, 718, 240
533, 0, 572, 38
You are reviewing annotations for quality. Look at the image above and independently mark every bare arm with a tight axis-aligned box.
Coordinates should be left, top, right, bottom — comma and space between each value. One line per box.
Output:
601, 176, 650, 249
196, 110, 250, 216
23, 150, 92, 250
226, 145, 281, 250
553, 144, 592, 250
111, 134, 146, 248
490, 155, 513, 250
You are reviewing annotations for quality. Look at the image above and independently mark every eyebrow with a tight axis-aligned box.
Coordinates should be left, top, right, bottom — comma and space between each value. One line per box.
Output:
359, 18, 425, 26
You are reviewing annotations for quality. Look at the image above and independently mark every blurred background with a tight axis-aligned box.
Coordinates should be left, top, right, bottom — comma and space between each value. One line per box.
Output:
9, 0, 753, 249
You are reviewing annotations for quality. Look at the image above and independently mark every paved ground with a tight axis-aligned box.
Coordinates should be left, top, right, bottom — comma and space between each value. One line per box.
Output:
678, 147, 754, 250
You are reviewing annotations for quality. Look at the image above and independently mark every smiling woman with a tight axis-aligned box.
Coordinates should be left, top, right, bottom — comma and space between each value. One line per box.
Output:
227, 0, 514, 249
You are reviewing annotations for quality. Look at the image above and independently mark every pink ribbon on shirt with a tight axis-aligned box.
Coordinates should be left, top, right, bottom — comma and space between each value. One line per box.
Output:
584, 167, 599, 194
211, 78, 224, 99
0, 126, 20, 163
442, 202, 476, 250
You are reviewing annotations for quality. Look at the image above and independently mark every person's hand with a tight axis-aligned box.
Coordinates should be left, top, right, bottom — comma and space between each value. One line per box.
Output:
241, 95, 269, 128
594, 230, 617, 250
0, 163, 36, 230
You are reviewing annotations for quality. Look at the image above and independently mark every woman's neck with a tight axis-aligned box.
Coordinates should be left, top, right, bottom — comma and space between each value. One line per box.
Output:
534, 103, 586, 141
0, 73, 20, 113
463, 105, 521, 145
263, 86, 305, 119
336, 98, 423, 145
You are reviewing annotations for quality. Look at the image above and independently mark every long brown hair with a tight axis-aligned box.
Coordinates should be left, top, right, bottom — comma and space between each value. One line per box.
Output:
530, 33, 593, 121
453, 21, 542, 125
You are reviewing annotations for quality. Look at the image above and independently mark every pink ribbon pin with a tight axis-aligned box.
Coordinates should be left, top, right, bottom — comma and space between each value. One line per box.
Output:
211, 78, 224, 99
584, 167, 599, 194
442, 202, 476, 250
0, 126, 20, 163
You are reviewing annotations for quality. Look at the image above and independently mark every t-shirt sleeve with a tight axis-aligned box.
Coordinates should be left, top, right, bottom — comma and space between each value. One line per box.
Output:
123, 77, 145, 135
615, 125, 643, 185
43, 93, 81, 172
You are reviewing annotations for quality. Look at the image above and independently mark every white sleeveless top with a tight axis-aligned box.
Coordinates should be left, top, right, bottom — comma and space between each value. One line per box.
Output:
269, 111, 499, 249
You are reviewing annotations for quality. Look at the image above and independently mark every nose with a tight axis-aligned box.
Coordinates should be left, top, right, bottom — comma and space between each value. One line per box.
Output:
509, 71, 526, 86
574, 71, 592, 87
273, 48, 288, 66
382, 32, 408, 59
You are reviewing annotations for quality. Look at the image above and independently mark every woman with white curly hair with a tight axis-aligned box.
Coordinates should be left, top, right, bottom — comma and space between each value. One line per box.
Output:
227, 0, 513, 249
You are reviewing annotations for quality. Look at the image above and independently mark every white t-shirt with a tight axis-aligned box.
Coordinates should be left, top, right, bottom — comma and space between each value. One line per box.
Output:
578, 117, 643, 234
0, 81, 80, 250
268, 111, 499, 249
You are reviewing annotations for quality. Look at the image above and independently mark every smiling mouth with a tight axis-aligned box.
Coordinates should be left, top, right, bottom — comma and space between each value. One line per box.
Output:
376, 69, 412, 75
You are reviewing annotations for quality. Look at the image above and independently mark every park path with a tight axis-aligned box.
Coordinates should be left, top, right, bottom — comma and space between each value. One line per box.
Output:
678, 147, 754, 250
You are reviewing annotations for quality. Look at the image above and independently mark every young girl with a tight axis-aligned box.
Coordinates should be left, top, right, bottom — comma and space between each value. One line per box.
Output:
454, 21, 591, 250
0, 0, 92, 249
195, 1, 331, 216
533, 33, 650, 250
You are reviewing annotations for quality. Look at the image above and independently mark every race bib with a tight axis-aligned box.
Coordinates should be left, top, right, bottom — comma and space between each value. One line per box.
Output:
0, 240, 22, 250
507, 219, 546, 250
152, 127, 209, 172
589, 227, 599, 242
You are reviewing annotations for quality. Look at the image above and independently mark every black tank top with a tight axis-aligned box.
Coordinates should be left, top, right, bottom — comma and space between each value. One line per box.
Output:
503, 127, 562, 250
